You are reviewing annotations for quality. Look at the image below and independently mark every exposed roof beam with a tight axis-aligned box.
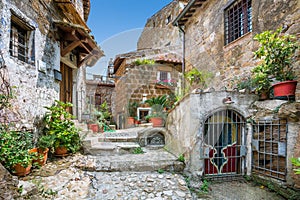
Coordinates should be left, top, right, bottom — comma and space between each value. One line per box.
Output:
61, 40, 81, 56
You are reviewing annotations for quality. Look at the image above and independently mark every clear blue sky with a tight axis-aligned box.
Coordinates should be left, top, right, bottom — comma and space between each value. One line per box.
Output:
86, 0, 173, 77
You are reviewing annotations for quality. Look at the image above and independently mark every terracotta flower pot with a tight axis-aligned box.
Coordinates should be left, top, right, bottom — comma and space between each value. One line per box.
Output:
54, 146, 68, 156
127, 117, 135, 126
30, 147, 49, 166
13, 163, 31, 176
272, 80, 297, 100
151, 117, 164, 127
88, 124, 99, 133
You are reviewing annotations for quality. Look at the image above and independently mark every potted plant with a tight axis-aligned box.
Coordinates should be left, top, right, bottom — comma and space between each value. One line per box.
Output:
145, 95, 168, 108
145, 104, 167, 127
43, 100, 81, 156
251, 65, 271, 100
34, 134, 54, 166
127, 101, 139, 126
254, 28, 299, 100
89, 102, 112, 132
0, 128, 36, 176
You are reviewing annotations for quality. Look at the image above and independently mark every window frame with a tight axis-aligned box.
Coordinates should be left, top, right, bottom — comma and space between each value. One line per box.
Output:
9, 13, 35, 64
224, 0, 252, 45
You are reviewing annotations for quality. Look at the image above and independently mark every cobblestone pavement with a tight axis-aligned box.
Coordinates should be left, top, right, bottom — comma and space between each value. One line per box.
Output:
18, 153, 285, 200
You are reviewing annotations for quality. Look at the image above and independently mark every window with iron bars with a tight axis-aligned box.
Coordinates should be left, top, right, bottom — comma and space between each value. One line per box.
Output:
9, 15, 35, 64
224, 0, 252, 45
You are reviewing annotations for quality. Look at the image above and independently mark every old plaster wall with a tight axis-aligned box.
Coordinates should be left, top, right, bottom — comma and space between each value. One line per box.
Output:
0, 0, 89, 128
183, 0, 300, 99
166, 91, 300, 188
137, 0, 186, 51
165, 91, 258, 176
0, 0, 60, 130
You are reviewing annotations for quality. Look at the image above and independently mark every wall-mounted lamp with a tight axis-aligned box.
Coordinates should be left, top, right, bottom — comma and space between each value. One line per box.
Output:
222, 96, 234, 104
108, 58, 114, 78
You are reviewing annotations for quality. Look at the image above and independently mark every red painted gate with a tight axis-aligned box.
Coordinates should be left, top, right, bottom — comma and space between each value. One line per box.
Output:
202, 110, 246, 179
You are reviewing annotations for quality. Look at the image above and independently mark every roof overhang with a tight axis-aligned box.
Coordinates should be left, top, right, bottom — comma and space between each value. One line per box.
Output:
54, 20, 104, 67
172, 0, 208, 27
83, 0, 91, 21
54, 0, 90, 32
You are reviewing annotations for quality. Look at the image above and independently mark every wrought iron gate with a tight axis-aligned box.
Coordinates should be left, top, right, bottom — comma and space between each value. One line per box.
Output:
202, 109, 246, 179
252, 119, 287, 181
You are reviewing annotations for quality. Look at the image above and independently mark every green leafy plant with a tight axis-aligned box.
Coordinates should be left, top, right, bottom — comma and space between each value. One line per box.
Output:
0, 127, 36, 171
251, 65, 271, 94
291, 157, 300, 174
177, 154, 185, 163
132, 147, 144, 154
43, 100, 81, 153
145, 94, 167, 107
254, 28, 299, 82
127, 101, 139, 117
236, 77, 254, 91
134, 58, 155, 66
37, 135, 55, 151
92, 101, 112, 130
184, 68, 213, 89
145, 104, 167, 121
200, 179, 209, 193
157, 169, 165, 174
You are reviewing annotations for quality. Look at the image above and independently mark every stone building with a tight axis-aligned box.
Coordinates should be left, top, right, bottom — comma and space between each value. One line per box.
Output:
164, 0, 300, 193
0, 0, 103, 129
137, 0, 188, 51
112, 49, 182, 129
85, 75, 115, 119
110, 0, 189, 129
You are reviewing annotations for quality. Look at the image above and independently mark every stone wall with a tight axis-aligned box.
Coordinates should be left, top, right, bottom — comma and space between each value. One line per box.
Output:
0, 0, 89, 129
0, 163, 19, 199
137, 0, 186, 51
165, 91, 257, 176
114, 63, 181, 128
166, 91, 300, 188
0, 0, 60, 130
183, 0, 300, 100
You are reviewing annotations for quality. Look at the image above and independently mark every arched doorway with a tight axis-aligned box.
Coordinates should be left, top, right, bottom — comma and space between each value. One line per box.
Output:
202, 109, 246, 179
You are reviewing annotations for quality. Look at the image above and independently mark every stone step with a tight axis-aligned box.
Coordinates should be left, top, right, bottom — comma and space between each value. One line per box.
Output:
83, 141, 141, 156
75, 149, 185, 173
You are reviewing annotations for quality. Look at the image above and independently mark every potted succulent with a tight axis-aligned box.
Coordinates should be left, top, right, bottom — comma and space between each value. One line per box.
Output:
254, 28, 299, 100
43, 100, 81, 156
0, 128, 36, 176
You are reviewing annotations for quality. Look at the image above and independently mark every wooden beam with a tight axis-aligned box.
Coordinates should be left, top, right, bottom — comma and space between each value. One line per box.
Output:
78, 53, 92, 67
61, 40, 81, 56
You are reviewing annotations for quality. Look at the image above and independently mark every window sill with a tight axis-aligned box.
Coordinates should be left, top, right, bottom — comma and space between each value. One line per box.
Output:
223, 32, 252, 51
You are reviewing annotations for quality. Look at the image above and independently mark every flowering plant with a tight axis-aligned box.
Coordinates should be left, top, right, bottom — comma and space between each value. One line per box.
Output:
155, 79, 176, 87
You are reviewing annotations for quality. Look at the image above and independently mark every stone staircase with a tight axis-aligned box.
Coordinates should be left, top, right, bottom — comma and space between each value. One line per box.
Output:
74, 121, 184, 173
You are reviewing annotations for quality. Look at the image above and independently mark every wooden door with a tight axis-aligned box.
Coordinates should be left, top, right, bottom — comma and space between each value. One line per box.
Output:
60, 63, 73, 113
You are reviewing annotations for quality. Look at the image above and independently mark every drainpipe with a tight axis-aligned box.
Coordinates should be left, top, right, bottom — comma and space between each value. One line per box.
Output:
178, 25, 186, 95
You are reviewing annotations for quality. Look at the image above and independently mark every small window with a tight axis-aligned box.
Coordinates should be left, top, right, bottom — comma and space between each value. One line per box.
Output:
157, 71, 171, 82
166, 15, 171, 25
9, 13, 35, 64
224, 0, 252, 45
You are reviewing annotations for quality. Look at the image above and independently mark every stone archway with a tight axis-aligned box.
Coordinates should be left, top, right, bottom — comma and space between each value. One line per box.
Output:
202, 109, 246, 179
138, 128, 166, 148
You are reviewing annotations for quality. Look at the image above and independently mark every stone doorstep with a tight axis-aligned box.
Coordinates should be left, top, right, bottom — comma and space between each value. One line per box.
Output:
84, 142, 141, 156
97, 136, 138, 142
91, 158, 184, 172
